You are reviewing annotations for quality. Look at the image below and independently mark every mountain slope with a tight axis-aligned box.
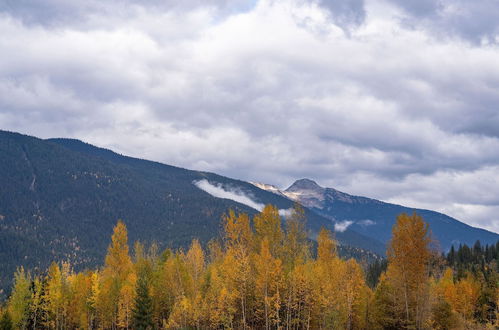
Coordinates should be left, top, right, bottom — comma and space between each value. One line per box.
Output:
0, 131, 384, 295
48, 138, 385, 252
266, 179, 499, 251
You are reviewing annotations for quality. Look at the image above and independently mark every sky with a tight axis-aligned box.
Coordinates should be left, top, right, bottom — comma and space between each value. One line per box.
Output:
1, 0, 499, 233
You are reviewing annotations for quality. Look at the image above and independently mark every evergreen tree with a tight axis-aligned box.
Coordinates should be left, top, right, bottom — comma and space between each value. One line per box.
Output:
0, 310, 13, 330
366, 259, 388, 288
431, 298, 456, 330
447, 245, 455, 266
132, 274, 154, 330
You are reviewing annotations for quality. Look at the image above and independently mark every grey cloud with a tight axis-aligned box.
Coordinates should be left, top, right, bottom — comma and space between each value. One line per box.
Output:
387, 0, 441, 17
0, 0, 254, 28
316, 0, 366, 30
387, 0, 499, 43
2, 0, 499, 233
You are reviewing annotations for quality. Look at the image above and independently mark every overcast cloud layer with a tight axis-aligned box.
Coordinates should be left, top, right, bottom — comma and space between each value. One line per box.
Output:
1, 0, 499, 233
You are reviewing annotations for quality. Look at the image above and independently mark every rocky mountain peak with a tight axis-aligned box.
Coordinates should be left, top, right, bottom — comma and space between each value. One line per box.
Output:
285, 178, 325, 193
283, 179, 326, 209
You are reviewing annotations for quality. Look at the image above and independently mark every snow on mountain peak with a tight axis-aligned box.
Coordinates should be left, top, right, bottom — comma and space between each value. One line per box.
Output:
251, 179, 326, 209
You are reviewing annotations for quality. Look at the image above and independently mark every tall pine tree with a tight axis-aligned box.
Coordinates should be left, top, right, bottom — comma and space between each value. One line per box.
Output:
132, 273, 153, 330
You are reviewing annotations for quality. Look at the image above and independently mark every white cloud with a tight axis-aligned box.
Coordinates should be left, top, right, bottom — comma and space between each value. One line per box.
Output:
194, 179, 264, 211
278, 208, 294, 217
358, 219, 376, 226
194, 180, 294, 217
334, 220, 354, 232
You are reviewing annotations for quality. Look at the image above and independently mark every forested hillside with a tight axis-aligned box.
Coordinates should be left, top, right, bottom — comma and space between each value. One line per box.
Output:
0, 130, 383, 297
1, 208, 497, 329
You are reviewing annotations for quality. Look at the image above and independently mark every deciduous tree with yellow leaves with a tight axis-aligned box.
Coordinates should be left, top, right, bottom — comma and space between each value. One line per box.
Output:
2, 208, 497, 329
386, 213, 432, 329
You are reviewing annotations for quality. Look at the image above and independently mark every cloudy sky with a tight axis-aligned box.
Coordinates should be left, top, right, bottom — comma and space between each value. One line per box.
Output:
1, 0, 499, 233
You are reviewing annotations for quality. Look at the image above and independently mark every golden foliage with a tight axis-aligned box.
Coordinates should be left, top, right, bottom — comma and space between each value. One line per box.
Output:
4, 209, 496, 330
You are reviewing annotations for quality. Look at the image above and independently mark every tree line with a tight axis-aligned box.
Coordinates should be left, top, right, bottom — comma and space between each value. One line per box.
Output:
1, 205, 498, 329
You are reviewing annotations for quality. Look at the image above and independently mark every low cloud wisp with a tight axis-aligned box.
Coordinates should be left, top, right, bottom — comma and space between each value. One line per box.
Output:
334, 220, 354, 233
194, 179, 294, 217
358, 219, 376, 226
194, 179, 264, 211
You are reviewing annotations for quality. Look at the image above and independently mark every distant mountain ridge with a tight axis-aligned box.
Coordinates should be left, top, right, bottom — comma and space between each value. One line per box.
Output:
0, 130, 383, 296
253, 178, 499, 251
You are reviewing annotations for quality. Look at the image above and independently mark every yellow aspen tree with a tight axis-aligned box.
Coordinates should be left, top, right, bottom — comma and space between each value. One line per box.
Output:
253, 205, 284, 257
45, 262, 66, 330
317, 227, 337, 262
117, 272, 137, 329
281, 205, 310, 330
133, 241, 149, 278
186, 239, 205, 290
154, 252, 191, 326
283, 203, 309, 271
284, 262, 315, 330
174, 252, 194, 300
254, 238, 284, 330
30, 276, 44, 330
312, 228, 343, 329
165, 248, 203, 329
103, 220, 134, 281
342, 258, 368, 330
87, 271, 100, 328
66, 272, 92, 329
166, 295, 194, 329
8, 267, 31, 330
436, 268, 457, 307
160, 250, 195, 327
454, 274, 480, 321
204, 265, 236, 329
214, 287, 236, 329
357, 282, 373, 329
386, 213, 432, 329
223, 210, 253, 251
431, 270, 459, 330
151, 257, 174, 326
222, 210, 255, 329
98, 220, 134, 329
184, 239, 205, 328
220, 247, 253, 329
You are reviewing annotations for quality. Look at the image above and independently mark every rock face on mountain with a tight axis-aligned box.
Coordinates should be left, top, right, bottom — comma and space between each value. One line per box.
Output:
260, 179, 499, 252
283, 179, 326, 209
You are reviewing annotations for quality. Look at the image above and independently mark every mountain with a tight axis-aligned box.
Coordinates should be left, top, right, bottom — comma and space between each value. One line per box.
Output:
2, 130, 497, 297
256, 178, 499, 252
0, 130, 383, 296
